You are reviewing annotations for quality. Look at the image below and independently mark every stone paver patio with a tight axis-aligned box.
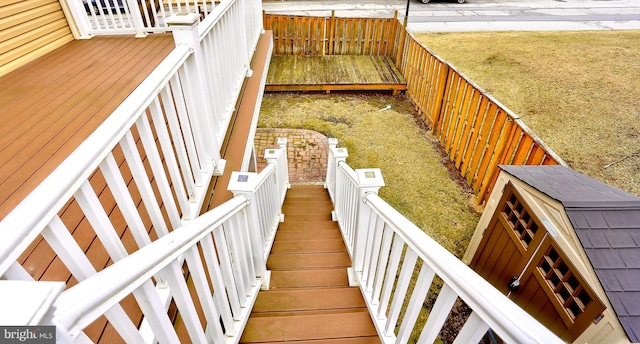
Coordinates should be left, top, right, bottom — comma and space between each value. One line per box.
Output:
254, 128, 329, 184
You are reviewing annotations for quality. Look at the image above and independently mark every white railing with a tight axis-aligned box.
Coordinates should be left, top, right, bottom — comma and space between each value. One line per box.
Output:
0, 1, 269, 341
326, 140, 565, 344
228, 139, 290, 280
65, 0, 262, 38
192, 0, 263, 143
0, 139, 288, 342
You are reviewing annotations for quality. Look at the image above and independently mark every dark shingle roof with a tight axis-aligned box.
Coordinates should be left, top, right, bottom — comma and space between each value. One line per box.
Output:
500, 165, 640, 342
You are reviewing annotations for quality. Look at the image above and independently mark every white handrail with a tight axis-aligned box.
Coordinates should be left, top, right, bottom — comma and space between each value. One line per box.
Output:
364, 194, 564, 343
51, 197, 247, 337
44, 137, 288, 340
327, 140, 564, 344
229, 140, 289, 278
1, 138, 288, 341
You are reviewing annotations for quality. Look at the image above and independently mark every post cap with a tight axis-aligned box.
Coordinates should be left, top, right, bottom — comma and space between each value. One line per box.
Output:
356, 168, 385, 188
227, 172, 259, 192
264, 148, 282, 160
165, 12, 200, 27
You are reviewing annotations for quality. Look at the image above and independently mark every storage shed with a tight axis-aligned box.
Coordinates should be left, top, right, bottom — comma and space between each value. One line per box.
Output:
463, 165, 640, 343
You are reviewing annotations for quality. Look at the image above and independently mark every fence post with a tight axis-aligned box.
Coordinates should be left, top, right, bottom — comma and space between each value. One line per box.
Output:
328, 10, 336, 55
227, 172, 269, 289
325, 138, 348, 203
167, 13, 226, 176
351, 169, 385, 283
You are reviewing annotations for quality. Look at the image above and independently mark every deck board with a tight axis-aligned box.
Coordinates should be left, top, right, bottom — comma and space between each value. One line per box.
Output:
266, 55, 406, 95
0, 35, 175, 221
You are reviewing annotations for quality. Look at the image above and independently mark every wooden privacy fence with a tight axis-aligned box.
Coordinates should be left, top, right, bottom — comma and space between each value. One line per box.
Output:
263, 12, 403, 56
262, 13, 565, 204
396, 30, 565, 204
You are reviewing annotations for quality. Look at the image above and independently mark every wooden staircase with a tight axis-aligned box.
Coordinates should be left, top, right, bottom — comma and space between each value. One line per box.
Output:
240, 184, 380, 343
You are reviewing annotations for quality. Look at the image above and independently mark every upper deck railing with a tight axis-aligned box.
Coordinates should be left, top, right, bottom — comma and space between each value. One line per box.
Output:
65, 0, 251, 37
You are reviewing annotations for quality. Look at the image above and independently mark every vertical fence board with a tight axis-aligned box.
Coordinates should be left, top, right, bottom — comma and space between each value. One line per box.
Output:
477, 115, 515, 203
512, 134, 534, 165
472, 108, 507, 192
464, 102, 496, 185
454, 90, 481, 168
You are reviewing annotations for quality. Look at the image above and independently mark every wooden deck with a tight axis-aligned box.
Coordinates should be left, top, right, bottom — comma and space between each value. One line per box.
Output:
1, 32, 380, 342
0, 35, 175, 342
241, 184, 380, 343
266, 55, 406, 95
0, 35, 175, 221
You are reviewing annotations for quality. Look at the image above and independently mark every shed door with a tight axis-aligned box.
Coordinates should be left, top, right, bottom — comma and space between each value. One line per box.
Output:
470, 182, 605, 342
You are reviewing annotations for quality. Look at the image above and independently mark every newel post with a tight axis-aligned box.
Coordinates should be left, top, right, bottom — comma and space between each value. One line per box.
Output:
325, 138, 348, 203
351, 169, 385, 282
276, 137, 291, 191
167, 13, 226, 176
227, 172, 270, 289
265, 138, 290, 206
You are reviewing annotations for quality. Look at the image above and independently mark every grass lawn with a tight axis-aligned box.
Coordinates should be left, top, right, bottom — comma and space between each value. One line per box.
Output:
258, 92, 481, 258
413, 31, 640, 197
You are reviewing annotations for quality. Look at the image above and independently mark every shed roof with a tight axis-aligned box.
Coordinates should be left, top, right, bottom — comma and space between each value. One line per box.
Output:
500, 165, 640, 342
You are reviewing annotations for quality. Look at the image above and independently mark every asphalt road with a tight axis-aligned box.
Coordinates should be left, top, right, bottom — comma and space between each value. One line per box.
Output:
262, 0, 640, 31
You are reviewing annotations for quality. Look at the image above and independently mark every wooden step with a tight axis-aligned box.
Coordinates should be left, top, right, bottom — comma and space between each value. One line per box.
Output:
252, 287, 366, 313
284, 213, 333, 222
275, 230, 342, 241
240, 309, 378, 343
285, 185, 331, 198
271, 239, 346, 254
269, 269, 349, 289
283, 197, 332, 204
277, 220, 338, 231
267, 252, 352, 270
282, 202, 334, 214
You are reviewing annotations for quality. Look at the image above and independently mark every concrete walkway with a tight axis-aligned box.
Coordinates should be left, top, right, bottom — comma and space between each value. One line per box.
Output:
255, 128, 329, 184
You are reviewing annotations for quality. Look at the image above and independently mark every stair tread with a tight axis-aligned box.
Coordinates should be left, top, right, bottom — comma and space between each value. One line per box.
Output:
282, 204, 334, 215
270, 269, 349, 289
268, 252, 352, 270
284, 214, 333, 222
253, 287, 366, 313
240, 310, 378, 343
275, 230, 342, 241
278, 221, 338, 231
283, 198, 332, 204
271, 239, 347, 254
